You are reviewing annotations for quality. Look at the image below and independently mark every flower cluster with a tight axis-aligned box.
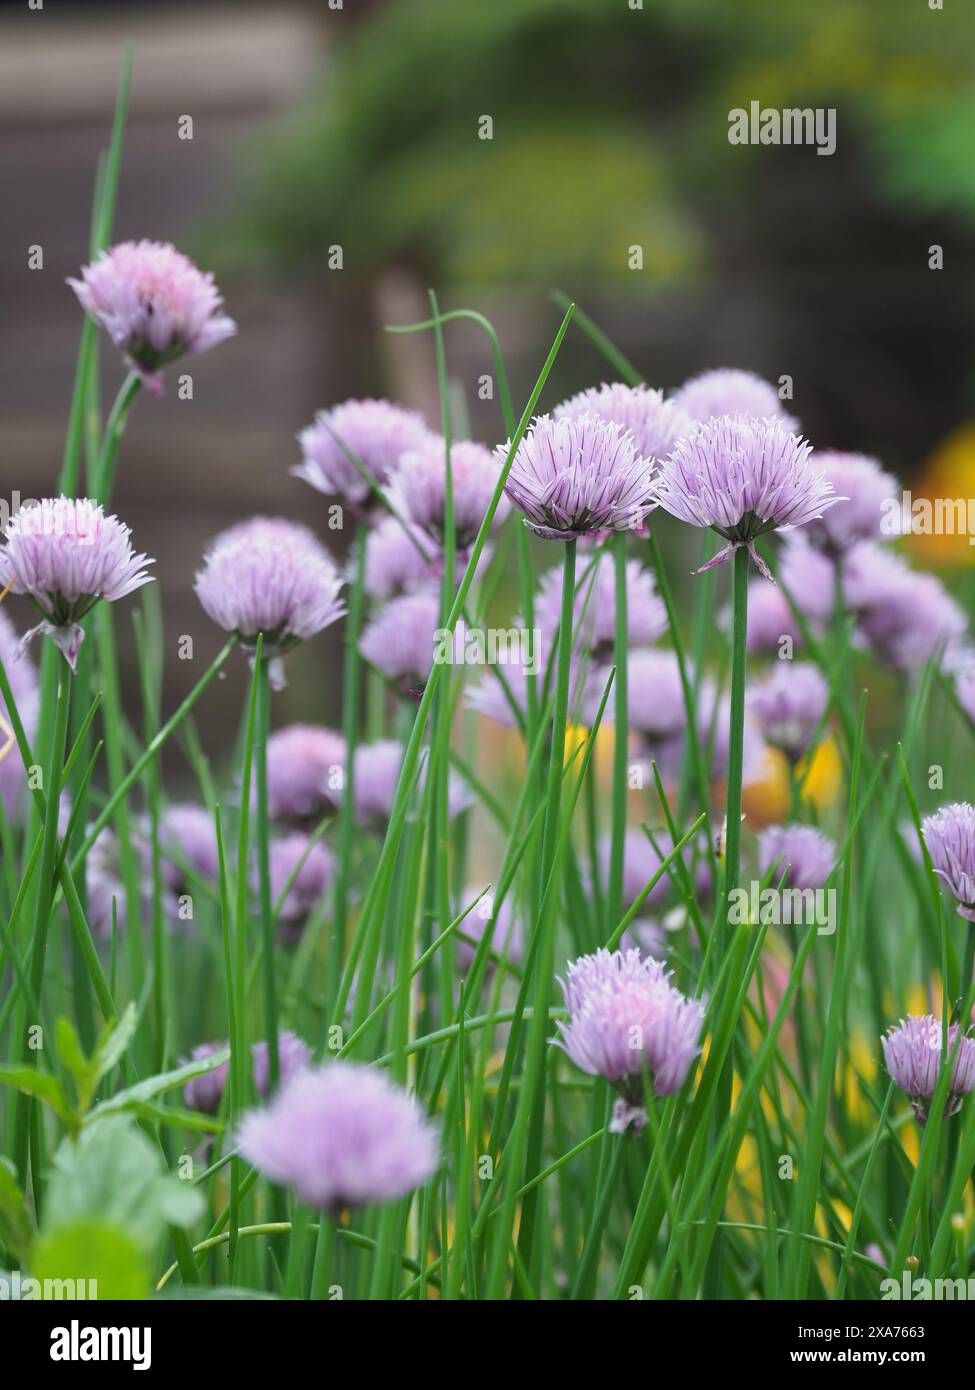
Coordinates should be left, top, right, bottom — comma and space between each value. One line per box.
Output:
554, 949, 705, 1132
68, 239, 236, 395
882, 1015, 975, 1124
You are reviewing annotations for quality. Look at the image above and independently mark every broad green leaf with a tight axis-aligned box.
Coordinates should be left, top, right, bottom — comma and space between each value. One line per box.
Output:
85, 1048, 230, 1125
42, 1115, 204, 1258
0, 1157, 33, 1263
32, 1219, 150, 1300
0, 1065, 76, 1132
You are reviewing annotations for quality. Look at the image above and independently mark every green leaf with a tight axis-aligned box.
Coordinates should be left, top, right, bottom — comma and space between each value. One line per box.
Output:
85, 1047, 230, 1124
42, 1115, 204, 1259
0, 1065, 76, 1132
115, 1099, 226, 1134
55, 1017, 88, 1085
0, 1157, 33, 1263
32, 1219, 150, 1300
91, 1003, 138, 1086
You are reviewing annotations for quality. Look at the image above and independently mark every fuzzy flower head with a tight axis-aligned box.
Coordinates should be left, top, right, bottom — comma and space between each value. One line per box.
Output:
619, 649, 686, 744
749, 661, 828, 762
555, 382, 690, 464
237, 1061, 439, 1211
294, 399, 435, 510
0, 610, 38, 819
698, 679, 768, 786
269, 832, 334, 935
758, 823, 836, 891
953, 652, 975, 727
350, 740, 472, 826
264, 724, 345, 826
363, 516, 435, 601
465, 653, 550, 732
359, 591, 464, 694
554, 949, 705, 1131
882, 1014, 975, 1124
534, 553, 666, 657
500, 413, 657, 542
656, 416, 839, 577
194, 518, 345, 667
158, 803, 220, 892
390, 438, 508, 551
599, 827, 711, 915
922, 803, 975, 922
184, 1031, 309, 1115
672, 368, 798, 431
801, 451, 899, 553
0, 497, 154, 669
844, 543, 966, 671
68, 240, 235, 396
85, 828, 128, 939
457, 890, 524, 974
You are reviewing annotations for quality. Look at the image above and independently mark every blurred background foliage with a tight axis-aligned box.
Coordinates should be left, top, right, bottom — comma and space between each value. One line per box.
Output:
223, 0, 975, 286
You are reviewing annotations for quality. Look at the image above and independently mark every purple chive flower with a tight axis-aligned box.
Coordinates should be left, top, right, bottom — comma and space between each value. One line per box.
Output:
656, 416, 840, 577
758, 823, 836, 891
265, 724, 346, 825
0, 610, 38, 820
555, 382, 691, 463
779, 539, 836, 628
350, 740, 472, 826
952, 651, 975, 726
237, 1061, 439, 1211
500, 413, 657, 541
185, 1031, 310, 1114
921, 803, 975, 922
535, 553, 667, 655
599, 827, 709, 914
294, 398, 435, 510
183, 1041, 230, 1115
390, 438, 508, 551
85, 828, 128, 939
844, 543, 966, 671
157, 803, 220, 891
698, 679, 768, 784
617, 648, 686, 742
358, 590, 464, 693
801, 451, 899, 553
252, 1030, 312, 1099
457, 890, 524, 973
67, 240, 235, 396
269, 832, 334, 937
465, 655, 543, 731
748, 661, 828, 762
553, 949, 705, 1131
723, 540, 833, 651
672, 368, 798, 431
740, 579, 802, 654
882, 1014, 975, 1123
0, 497, 154, 670
363, 516, 435, 601
194, 518, 345, 674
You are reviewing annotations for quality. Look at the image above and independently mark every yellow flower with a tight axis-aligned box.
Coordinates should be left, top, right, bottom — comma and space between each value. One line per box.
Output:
903, 423, 975, 569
